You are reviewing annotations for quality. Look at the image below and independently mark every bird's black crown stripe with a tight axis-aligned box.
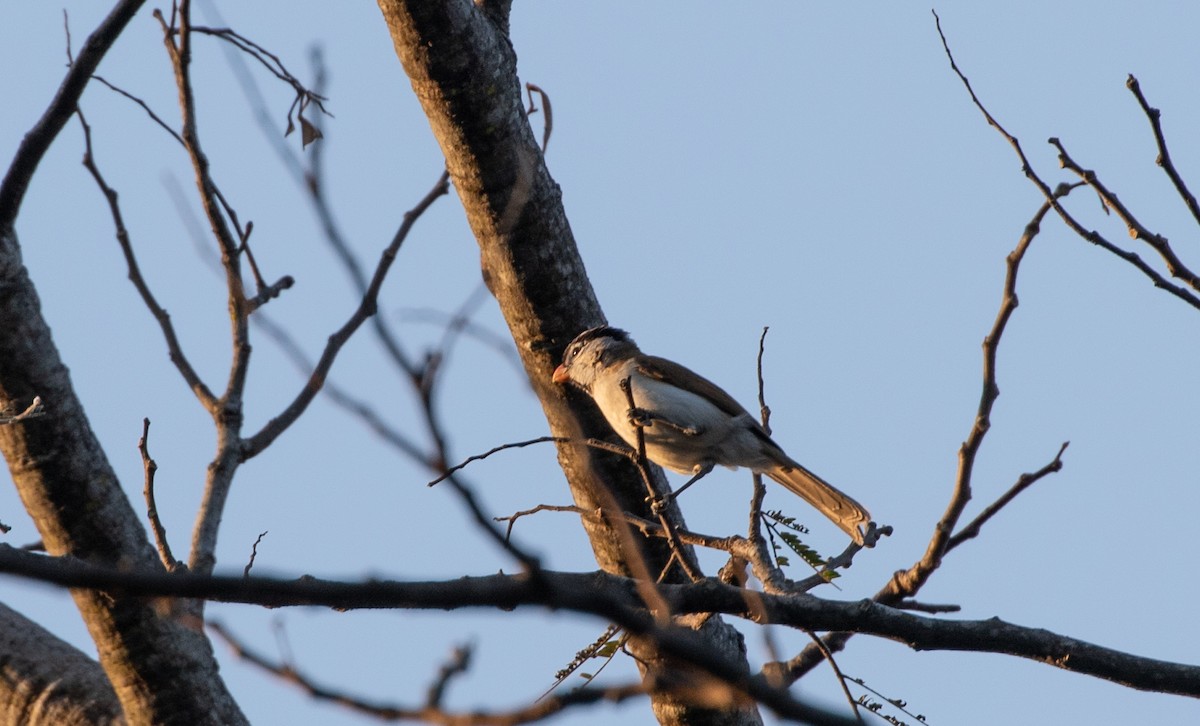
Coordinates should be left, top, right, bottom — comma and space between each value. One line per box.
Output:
572, 326, 631, 346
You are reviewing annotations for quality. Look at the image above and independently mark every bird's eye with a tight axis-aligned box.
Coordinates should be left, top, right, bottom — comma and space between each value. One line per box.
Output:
566, 343, 581, 363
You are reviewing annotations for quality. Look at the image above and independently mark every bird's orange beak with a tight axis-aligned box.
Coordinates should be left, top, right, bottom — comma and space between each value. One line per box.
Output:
552, 365, 570, 384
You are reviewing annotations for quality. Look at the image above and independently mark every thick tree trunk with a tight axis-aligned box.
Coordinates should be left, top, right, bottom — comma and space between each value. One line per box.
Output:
375, 2, 762, 723
0, 602, 124, 725
0, 226, 248, 726
0, 2, 247, 723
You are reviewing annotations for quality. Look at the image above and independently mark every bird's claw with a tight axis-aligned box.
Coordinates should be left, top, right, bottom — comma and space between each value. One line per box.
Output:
647, 494, 670, 514
627, 407, 653, 428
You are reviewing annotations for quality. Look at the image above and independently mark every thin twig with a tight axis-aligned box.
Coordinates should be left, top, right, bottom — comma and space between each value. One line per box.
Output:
242, 169, 451, 458
525, 82, 553, 153
1126, 74, 1200, 229
495, 504, 588, 542
779, 185, 1073, 682
92, 75, 186, 146
804, 629, 862, 724
243, 531, 268, 577
424, 643, 472, 708
947, 441, 1069, 551
62, 10, 73, 64
1048, 136, 1200, 292
210, 620, 646, 723
932, 10, 1200, 312
138, 418, 178, 571
428, 437, 567, 486
77, 110, 217, 407
749, 327, 774, 565
755, 326, 772, 435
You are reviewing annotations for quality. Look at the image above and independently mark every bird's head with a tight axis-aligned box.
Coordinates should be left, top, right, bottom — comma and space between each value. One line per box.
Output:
551, 326, 638, 392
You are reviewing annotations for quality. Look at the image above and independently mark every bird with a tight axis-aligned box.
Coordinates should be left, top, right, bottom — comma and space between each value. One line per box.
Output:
552, 326, 872, 544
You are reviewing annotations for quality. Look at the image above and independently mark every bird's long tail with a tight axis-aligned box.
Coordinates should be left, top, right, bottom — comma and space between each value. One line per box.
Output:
766, 461, 872, 545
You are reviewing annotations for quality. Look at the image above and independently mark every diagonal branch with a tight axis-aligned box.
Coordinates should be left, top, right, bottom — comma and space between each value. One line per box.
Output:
894, 189, 1074, 593
947, 441, 1068, 551
0, 0, 146, 227
242, 169, 450, 458
932, 10, 1200, 311
375, 3, 766, 722
251, 312, 434, 464
1048, 136, 1200, 291
77, 110, 216, 408
781, 190, 1073, 683
1126, 75, 1200, 230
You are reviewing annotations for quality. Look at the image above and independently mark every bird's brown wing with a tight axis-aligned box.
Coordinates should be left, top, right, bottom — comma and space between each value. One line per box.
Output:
636, 357, 790, 450
637, 356, 757, 421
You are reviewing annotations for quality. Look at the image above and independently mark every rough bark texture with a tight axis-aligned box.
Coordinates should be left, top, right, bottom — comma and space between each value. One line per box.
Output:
0, 2, 246, 723
0, 602, 124, 725
0, 233, 247, 726
375, 2, 762, 723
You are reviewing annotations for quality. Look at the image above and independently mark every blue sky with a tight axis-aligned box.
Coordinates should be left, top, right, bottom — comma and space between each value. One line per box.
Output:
2, 2, 1199, 724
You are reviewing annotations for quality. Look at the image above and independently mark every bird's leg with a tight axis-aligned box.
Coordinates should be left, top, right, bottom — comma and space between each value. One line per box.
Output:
618, 376, 700, 435
626, 406, 654, 429
650, 463, 714, 513
670, 463, 713, 500
626, 407, 702, 437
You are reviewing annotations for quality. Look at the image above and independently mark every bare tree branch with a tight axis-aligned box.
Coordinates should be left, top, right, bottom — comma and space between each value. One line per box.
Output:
0, 545, 1197, 705
138, 418, 179, 571
428, 436, 566, 486
1048, 135, 1200, 291
242, 169, 451, 458
947, 441, 1069, 551
897, 189, 1074, 592
780, 183, 1074, 683
250, 312, 435, 464
0, 0, 145, 226
932, 10, 1200, 311
0, 3, 248, 721
154, 2, 258, 580
1126, 74, 1200, 228
78, 110, 216, 408
213, 620, 646, 725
